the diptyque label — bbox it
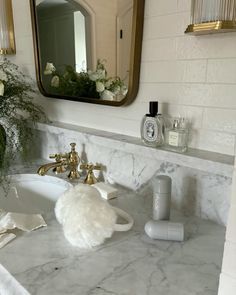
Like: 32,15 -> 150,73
143,118 -> 158,142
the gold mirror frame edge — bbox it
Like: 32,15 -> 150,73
29,0 -> 145,107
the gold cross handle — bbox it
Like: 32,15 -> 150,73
80,163 -> 102,185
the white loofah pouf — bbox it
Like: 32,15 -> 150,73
55,184 -> 117,249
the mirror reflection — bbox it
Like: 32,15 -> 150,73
35,0 -> 134,102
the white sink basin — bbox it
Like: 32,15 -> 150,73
0,174 -> 72,214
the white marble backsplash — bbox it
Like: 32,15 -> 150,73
33,122 -> 234,226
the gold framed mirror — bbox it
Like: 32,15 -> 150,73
30,0 -> 145,106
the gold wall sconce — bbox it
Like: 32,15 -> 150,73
185,0 -> 236,35
0,0 -> 15,55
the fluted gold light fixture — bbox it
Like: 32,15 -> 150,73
0,0 -> 15,54
185,0 -> 236,35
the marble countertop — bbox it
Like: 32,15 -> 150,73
0,177 -> 225,295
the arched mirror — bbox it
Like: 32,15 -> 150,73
30,0 -> 145,106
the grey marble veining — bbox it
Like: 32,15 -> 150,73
36,122 -> 234,176
32,122 -> 233,226
0,184 -> 225,295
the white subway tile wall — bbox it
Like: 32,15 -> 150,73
9,0 -> 236,155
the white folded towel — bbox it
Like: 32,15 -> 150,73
0,210 -> 47,249
0,264 -> 30,295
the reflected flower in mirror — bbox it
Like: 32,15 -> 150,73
44,63 -> 56,75
44,60 -> 128,101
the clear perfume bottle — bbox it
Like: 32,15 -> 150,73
141,101 -> 164,147
164,117 -> 188,153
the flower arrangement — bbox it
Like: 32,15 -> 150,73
0,59 -> 47,182
44,60 -> 128,100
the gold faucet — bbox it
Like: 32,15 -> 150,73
80,163 -> 101,185
67,143 -> 80,180
37,143 -> 80,180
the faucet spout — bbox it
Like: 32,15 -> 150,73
37,143 -> 80,179
37,161 -> 67,176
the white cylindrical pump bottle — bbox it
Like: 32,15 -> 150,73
152,175 -> 172,220
145,220 -> 184,242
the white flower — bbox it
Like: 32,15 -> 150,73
105,79 -> 112,88
88,71 -> 98,81
113,85 -> 121,95
51,75 -> 60,88
97,69 -> 106,80
96,81 -> 105,93
0,80 -> 4,96
88,69 -> 106,81
44,62 -> 56,75
121,85 -> 128,96
0,69 -> 7,82
101,90 -> 115,100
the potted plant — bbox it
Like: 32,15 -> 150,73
0,59 -> 47,183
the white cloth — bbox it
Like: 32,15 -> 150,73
0,233 -> 16,249
0,264 -> 31,295
0,210 -> 47,249
0,211 -> 47,232
92,182 -> 117,200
